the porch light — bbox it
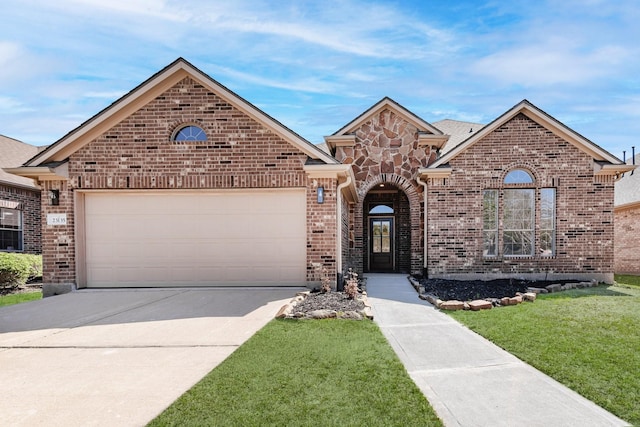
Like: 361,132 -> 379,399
317,186 -> 324,204
49,190 -> 60,206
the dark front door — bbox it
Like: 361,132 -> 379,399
369,217 -> 394,271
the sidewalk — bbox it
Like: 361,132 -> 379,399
365,273 -> 630,427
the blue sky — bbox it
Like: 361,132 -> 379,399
1,0 -> 639,160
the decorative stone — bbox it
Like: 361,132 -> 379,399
338,311 -> 363,320
523,292 -> 537,302
463,302 -> 470,310
424,294 -> 439,306
546,284 -> 562,293
509,295 -> 523,305
469,300 -> 492,311
440,300 -> 464,311
276,304 -> 293,319
307,309 -> 337,319
527,287 -> 548,294
361,307 -> 374,320
501,297 -> 512,306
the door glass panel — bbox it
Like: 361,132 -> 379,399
372,219 -> 391,253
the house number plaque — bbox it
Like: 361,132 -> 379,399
47,213 -> 67,226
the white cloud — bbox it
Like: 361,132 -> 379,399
0,96 -> 34,114
471,42 -> 630,87
84,91 -> 128,99
206,64 -> 340,94
60,0 -> 189,22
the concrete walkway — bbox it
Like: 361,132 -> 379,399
365,273 -> 630,427
0,287 -> 297,427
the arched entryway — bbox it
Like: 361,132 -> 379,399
363,184 -> 411,273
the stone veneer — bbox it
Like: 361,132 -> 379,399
334,109 -> 438,275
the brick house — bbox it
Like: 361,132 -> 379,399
7,59 -> 633,294
614,155 -> 640,274
0,135 -> 41,254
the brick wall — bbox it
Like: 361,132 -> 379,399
427,113 -> 615,282
40,76 -> 337,285
40,180 -> 74,283
614,205 -> 640,274
307,178 -> 338,285
0,184 -> 41,253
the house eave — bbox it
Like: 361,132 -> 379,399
614,200 -> 640,211
418,133 -> 449,149
418,166 -> 453,179
3,166 -> 68,181
303,164 -> 357,202
594,163 -> 636,181
324,135 -> 356,154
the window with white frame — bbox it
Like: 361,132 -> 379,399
173,125 -> 207,141
0,208 -> 22,251
482,168 -> 556,257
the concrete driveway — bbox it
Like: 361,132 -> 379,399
0,287 -> 297,426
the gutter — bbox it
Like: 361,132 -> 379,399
416,175 -> 428,276
336,172 -> 353,278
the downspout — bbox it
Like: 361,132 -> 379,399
416,175 -> 428,277
336,172 -> 352,288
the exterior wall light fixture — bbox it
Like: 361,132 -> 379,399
49,190 -> 60,206
317,186 -> 324,204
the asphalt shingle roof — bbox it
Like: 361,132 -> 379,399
0,135 -> 40,189
432,119 -> 485,154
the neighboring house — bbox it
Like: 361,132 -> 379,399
0,135 -> 41,253
6,58 -> 633,295
614,154 -> 640,274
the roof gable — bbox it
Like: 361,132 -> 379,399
332,97 -> 444,137
0,135 -> 40,189
430,100 -> 625,168
26,58 -> 337,167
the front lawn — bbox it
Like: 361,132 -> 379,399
149,319 -> 442,426
448,275 -> 640,426
0,290 -> 42,307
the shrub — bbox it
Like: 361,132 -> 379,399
0,253 -> 42,289
344,268 -> 359,299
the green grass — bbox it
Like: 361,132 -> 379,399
615,274 -> 640,289
448,276 -> 640,426
0,290 -> 42,307
149,319 -> 442,426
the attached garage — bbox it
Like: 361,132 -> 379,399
78,189 -> 307,287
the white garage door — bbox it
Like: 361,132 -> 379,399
82,190 -> 306,287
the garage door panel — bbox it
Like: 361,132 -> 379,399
83,191 -> 306,287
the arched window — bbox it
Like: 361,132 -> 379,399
504,168 -> 534,184
483,167 -> 556,257
369,204 -> 394,214
173,125 -> 207,141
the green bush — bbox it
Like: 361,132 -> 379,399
0,253 -> 42,289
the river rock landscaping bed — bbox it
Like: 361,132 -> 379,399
409,276 -> 600,311
276,290 -> 372,320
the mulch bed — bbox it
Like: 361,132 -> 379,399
419,278 -> 577,301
